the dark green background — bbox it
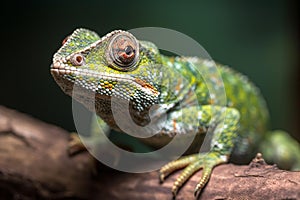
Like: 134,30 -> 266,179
1,1 -> 299,140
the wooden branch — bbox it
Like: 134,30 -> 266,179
0,105 -> 299,200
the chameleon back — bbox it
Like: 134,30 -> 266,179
159,56 -> 269,162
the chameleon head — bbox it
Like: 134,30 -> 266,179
51,28 -> 164,112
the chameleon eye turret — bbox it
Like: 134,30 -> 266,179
70,53 -> 85,66
106,32 -> 140,71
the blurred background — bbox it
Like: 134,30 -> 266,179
1,0 -> 299,141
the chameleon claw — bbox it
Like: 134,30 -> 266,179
172,187 -> 178,199
194,185 -> 202,197
159,172 -> 165,183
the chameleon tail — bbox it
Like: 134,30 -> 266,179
259,130 -> 300,170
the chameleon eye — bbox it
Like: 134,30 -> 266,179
70,53 -> 85,66
107,32 -> 140,71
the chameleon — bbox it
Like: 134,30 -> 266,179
51,28 -> 300,197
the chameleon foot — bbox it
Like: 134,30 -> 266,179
159,154 -> 198,182
159,152 -> 227,198
67,133 -> 87,156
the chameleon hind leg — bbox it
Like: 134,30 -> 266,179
159,105 -> 240,197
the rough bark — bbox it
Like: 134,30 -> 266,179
0,105 -> 299,200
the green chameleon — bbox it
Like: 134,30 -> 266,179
51,28 -> 300,197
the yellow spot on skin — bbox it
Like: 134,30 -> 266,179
208,99 -> 215,104
89,64 -> 95,70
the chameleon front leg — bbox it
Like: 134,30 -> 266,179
67,115 -> 111,156
159,105 -> 240,197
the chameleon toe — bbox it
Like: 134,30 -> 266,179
159,154 -> 197,182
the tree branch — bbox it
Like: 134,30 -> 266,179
0,105 -> 299,200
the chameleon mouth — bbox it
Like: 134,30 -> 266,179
50,64 -> 159,96
51,64 -> 77,76
51,63 -> 139,84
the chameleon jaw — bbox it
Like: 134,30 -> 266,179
50,63 -> 159,97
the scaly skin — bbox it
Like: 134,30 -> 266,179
51,28 -> 300,197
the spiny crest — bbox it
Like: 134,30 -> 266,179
53,28 -> 127,67
56,28 -> 100,57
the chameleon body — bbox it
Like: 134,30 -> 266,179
51,28 -> 300,197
